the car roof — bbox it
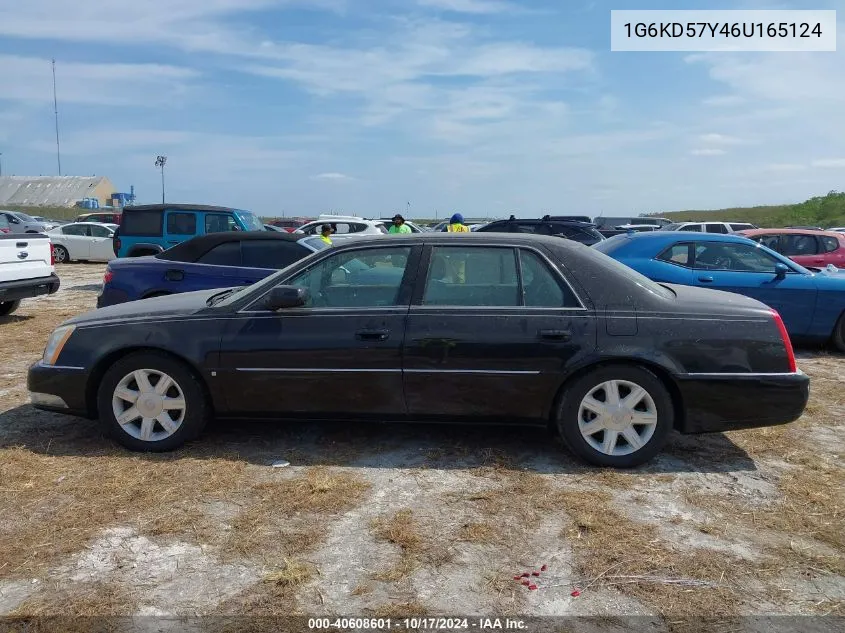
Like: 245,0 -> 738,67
122,204 -> 241,213
613,231 -> 755,244
156,230 -> 304,262
323,231 -> 587,251
737,228 -> 844,238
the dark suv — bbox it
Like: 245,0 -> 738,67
475,215 -> 606,245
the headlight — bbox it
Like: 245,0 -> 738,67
42,325 -> 76,366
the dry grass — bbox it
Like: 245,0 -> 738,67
11,582 -> 136,616
264,558 -> 313,588
369,509 -> 453,582
0,449 -> 250,580
457,522 -> 496,543
226,467 -> 370,562
449,471 -> 740,621
368,600 -> 429,618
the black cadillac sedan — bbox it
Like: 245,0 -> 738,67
29,233 -> 809,468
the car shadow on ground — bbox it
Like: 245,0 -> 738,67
0,315 -> 33,324
0,404 -> 756,475
64,283 -> 102,293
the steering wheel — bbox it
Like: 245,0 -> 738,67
714,255 -> 732,269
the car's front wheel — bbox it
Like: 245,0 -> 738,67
556,365 -> 673,468
96,351 -> 209,451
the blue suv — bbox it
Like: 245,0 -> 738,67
113,204 -> 264,258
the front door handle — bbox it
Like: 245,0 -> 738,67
698,276 -> 714,283
356,329 -> 389,341
539,329 -> 572,341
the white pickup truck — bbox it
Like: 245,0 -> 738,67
0,233 -> 60,315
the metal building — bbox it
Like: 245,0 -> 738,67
0,176 -> 116,208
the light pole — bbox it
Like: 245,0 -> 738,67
155,155 -> 167,204
0,152 -> 3,177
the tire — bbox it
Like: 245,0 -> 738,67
52,244 -> 70,264
96,351 -> 210,452
556,365 -> 674,468
0,300 -> 21,316
832,312 -> 845,353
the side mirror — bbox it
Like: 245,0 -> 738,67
774,263 -> 789,279
263,285 -> 309,311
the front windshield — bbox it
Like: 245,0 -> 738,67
15,212 -> 36,222
235,210 -> 264,232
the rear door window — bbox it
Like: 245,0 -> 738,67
197,241 -> 242,266
518,249 -> 580,307
167,212 -> 198,236
656,243 -> 694,267
782,234 -> 819,256
90,225 -> 112,238
681,224 -> 702,232
117,210 -> 162,236
241,240 -> 306,269
730,223 -> 755,231
205,214 -> 239,234
62,224 -> 86,236
706,223 -> 728,234
821,236 -> 840,253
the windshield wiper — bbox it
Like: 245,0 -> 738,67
206,288 -> 238,306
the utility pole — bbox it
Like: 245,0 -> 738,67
0,152 -> 3,177
155,155 -> 167,204
52,59 -> 62,176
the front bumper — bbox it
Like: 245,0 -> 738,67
0,273 -> 60,303
676,370 -> 810,434
27,360 -> 91,418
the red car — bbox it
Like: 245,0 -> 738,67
269,218 -> 308,233
737,228 -> 845,269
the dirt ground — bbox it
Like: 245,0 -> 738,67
0,263 -> 843,629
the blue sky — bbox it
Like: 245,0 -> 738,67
0,0 -> 843,218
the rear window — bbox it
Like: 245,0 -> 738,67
120,210 -> 163,236
591,233 -> 630,254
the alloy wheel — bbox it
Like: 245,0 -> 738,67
111,369 -> 187,442
577,379 -> 658,456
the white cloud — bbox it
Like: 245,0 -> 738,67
762,163 -> 807,172
703,95 -> 746,107
416,0 -> 516,13
312,172 -> 354,181
698,133 -> 744,145
690,148 -> 726,156
812,158 -> 845,168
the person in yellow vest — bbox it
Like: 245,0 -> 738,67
447,213 -> 470,232
320,224 -> 333,245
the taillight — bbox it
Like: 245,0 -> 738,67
49,242 -> 55,266
771,309 -> 796,373
114,237 -> 121,253
103,269 -> 114,285
0,228 -> 9,234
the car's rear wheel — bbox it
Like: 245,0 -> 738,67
0,300 -> 21,316
97,351 -> 209,451
832,312 -> 845,353
556,365 -> 673,468
52,244 -> 69,264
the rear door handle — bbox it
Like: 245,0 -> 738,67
539,329 -> 572,341
356,329 -> 389,341
698,276 -> 714,283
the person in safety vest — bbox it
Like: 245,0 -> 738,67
389,214 -> 412,234
320,224 -> 333,245
447,213 -> 470,232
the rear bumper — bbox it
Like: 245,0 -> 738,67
27,360 -> 91,418
0,273 -> 60,303
676,370 -> 809,434
97,285 -> 130,308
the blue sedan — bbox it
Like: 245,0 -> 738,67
593,231 -> 845,351
97,232 -> 328,308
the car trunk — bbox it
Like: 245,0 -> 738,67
0,235 -> 52,283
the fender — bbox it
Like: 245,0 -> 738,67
127,243 -> 165,257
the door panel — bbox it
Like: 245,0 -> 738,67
692,241 -> 816,335
218,244 -> 420,417
403,245 -> 595,422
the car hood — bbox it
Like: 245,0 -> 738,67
66,287 -> 227,326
